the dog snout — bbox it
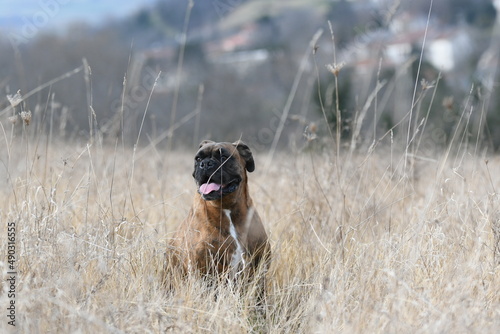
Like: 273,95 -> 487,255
199,158 -> 215,170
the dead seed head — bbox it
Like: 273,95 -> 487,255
8,115 -> 18,125
7,90 -> 23,108
421,79 -> 435,90
304,123 -> 318,142
309,122 -> 318,134
21,110 -> 32,126
326,62 -> 345,76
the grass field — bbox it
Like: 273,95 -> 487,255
0,121 -> 499,333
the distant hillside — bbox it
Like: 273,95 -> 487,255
1,0 -> 499,149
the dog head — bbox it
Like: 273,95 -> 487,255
193,140 -> 255,201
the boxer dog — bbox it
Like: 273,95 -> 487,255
168,140 -> 270,287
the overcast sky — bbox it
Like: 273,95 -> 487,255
0,0 -> 155,30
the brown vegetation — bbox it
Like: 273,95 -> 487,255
0,128 -> 499,332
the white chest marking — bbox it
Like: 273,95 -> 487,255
224,209 -> 245,277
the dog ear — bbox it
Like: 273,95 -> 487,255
198,140 -> 215,148
233,140 -> 255,172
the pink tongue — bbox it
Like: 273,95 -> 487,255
199,182 -> 221,195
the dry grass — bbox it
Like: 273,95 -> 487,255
0,130 -> 499,333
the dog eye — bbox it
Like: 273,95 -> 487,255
195,157 -> 202,163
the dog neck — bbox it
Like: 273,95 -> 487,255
200,196 -> 246,223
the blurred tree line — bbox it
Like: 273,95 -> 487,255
0,0 -> 499,152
